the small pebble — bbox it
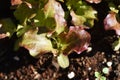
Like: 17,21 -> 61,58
87,47 -> 92,52
67,71 -> 75,79
86,78 -> 89,80
107,61 -> 112,67
102,58 -> 107,64
88,67 -> 92,71
34,73 -> 40,79
112,55 -> 116,58
0,24 -> 2,28
13,56 -> 20,61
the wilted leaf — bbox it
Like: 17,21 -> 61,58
57,53 -> 69,68
85,0 -> 102,4
104,12 -> 120,35
20,28 -> 55,58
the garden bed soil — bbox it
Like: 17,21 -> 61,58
0,0 -> 120,80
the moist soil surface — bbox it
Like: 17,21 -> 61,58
0,1 -> 120,80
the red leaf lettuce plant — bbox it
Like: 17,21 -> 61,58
103,0 -> 120,51
0,0 -> 98,68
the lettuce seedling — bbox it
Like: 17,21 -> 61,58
104,12 -> 120,36
104,2 -> 120,36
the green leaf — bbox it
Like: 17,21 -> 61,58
112,38 -> 120,51
100,76 -> 106,80
34,10 -> 56,29
25,0 -> 48,9
16,24 -> 32,37
70,10 -> 86,26
66,0 -> 97,27
14,3 -> 34,24
84,10 -> 97,19
109,3 -> 119,13
1,18 -> 16,37
66,0 -> 80,10
95,71 -> 101,78
84,19 -> 95,27
25,0 -> 39,4
57,53 -> 69,68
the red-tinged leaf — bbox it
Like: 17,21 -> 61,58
0,33 -> 8,39
54,14 -> 67,34
11,0 -> 22,5
59,26 -> 91,54
44,0 -> 64,18
104,12 -> 120,35
86,0 -> 101,4
20,28 -> 56,58
44,0 -> 66,34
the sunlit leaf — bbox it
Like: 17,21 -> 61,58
67,0 -> 97,27
70,10 -> 86,26
84,10 -> 97,19
109,3 -> 119,13
104,12 -> 120,35
44,0 -> 64,18
20,28 -> 55,58
16,25 -> 32,37
54,14 -> 67,34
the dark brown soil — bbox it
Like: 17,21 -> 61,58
0,0 -> 120,80
0,34 -> 120,80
